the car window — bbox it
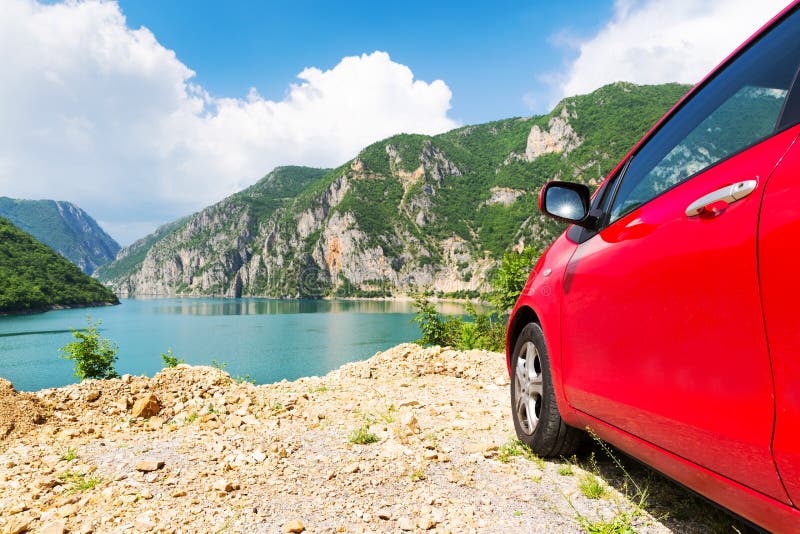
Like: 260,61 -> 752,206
609,7 -> 800,224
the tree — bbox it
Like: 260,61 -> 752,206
59,316 -> 119,380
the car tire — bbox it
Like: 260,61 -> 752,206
511,322 -> 582,457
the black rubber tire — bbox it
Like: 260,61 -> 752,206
510,322 -> 583,457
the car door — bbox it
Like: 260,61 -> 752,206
759,137 -> 800,506
560,7 -> 800,502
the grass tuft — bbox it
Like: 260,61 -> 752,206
349,423 -> 379,445
578,472 -> 607,499
58,470 -> 102,492
61,445 -> 78,461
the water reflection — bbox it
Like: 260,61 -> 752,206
139,297 -> 468,317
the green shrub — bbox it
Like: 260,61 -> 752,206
412,294 -> 463,347
489,246 -> 539,313
160,348 -> 184,368
59,316 -> 119,380
349,423 -> 379,445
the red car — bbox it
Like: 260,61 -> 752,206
506,2 -> 800,531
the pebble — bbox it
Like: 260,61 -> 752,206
283,519 -> 305,533
39,520 -> 67,534
134,514 -> 156,531
398,516 -> 415,531
134,459 -> 164,472
4,512 -> 33,534
213,478 -> 234,493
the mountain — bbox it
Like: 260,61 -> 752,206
97,83 -> 690,299
0,198 -> 120,274
0,217 -> 119,314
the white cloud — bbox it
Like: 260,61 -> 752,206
555,0 -> 789,100
0,0 -> 458,245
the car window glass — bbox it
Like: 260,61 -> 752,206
609,8 -> 800,224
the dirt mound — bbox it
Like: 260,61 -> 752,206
0,378 -> 47,440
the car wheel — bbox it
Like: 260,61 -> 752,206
511,322 -> 582,457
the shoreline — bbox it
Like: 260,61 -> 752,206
110,294 -> 487,305
0,300 -> 119,318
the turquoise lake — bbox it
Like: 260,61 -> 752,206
0,298 -> 466,392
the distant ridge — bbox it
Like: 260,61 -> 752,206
0,197 -> 120,274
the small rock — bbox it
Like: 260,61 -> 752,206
399,412 -> 419,433
39,520 -> 67,534
463,442 -> 485,454
423,450 -> 438,461
134,459 -> 164,472
131,393 -> 161,418
417,516 -> 437,530
4,512 -> 33,534
343,462 -> 360,474
252,450 -> 267,463
147,417 -> 165,430
171,489 -> 187,497
213,478 -> 234,493
283,519 -> 305,533
398,516 -> 415,531
134,514 -> 156,532
377,508 -> 392,520
84,389 -> 101,402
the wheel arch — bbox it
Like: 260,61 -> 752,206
506,305 -> 540,373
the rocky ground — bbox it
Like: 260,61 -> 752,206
1,344 -> 751,534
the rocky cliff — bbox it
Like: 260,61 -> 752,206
97,83 -> 690,298
0,197 -> 120,274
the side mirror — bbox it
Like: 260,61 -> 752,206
539,181 -> 593,227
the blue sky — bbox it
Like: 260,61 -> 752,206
3,0 -> 788,244
116,1 -> 615,123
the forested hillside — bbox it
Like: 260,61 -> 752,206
0,217 -> 119,313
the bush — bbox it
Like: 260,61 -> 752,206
489,246 -> 539,313
412,294 -> 463,347
59,316 -> 119,380
412,247 -> 538,352
161,348 -> 184,368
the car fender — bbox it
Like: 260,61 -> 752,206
506,233 -> 581,427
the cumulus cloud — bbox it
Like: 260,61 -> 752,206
0,0 -> 458,245
554,0 -> 789,100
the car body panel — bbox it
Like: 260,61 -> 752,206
759,140 -> 800,505
560,125 -> 798,503
506,234 -> 579,418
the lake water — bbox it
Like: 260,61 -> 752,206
0,298 -> 465,392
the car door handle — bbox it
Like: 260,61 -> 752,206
685,180 -> 758,217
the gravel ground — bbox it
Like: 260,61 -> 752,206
0,344 -> 754,533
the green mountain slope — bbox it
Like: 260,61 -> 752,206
0,198 -> 120,274
98,83 -> 690,298
0,217 -> 119,314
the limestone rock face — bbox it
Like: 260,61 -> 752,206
524,107 -> 582,162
